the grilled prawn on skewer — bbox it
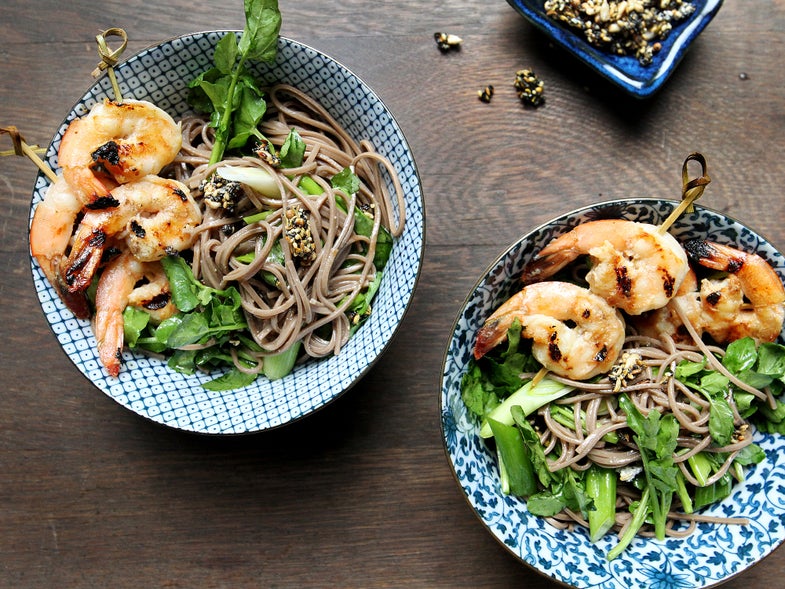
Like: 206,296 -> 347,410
58,98 -> 182,207
473,281 -> 626,380
58,175 -> 202,294
636,240 -> 785,344
520,220 -> 690,315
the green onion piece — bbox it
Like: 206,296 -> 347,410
243,209 -> 274,225
487,417 -> 537,497
263,341 -> 302,380
688,452 -> 713,487
479,377 -> 574,438
586,465 -> 617,543
298,175 -> 324,195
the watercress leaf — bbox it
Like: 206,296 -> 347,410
757,342 -> 785,378
166,312 -> 212,348
699,371 -> 730,395
168,349 -> 199,375
526,490 -> 567,517
279,128 -> 306,168
214,31 -> 239,75
656,414 -> 680,458
239,0 -> 282,63
161,256 -> 201,312
460,362 -> 501,418
708,395 -> 735,446
757,398 -> 785,424
735,443 -> 766,466
561,468 -> 592,514
734,391 -> 758,418
675,359 -> 706,380
187,67 -> 223,113
203,367 -> 259,391
736,369 -> 774,390
227,84 -> 267,149
123,306 -> 150,348
331,167 -> 361,195
197,76 -> 232,120
723,337 -> 759,374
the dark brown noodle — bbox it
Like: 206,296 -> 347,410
169,83 -> 406,371
528,320 -> 757,537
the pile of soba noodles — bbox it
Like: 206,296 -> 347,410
160,83 -> 406,375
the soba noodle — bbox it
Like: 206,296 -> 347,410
519,314 -> 758,536
168,83 -> 406,371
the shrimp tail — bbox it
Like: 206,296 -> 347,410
96,320 -> 123,378
520,250 -> 575,285
51,256 -> 92,319
520,231 -> 582,285
474,317 -> 508,359
60,227 -> 107,293
683,240 -> 739,272
473,289 -> 527,359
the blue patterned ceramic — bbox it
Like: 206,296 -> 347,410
441,199 -> 785,588
29,33 -> 424,434
505,0 -> 724,97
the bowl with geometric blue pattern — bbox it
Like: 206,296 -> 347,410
28,32 -> 424,434
505,0 -> 724,97
441,199 -> 785,587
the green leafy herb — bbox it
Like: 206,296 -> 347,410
618,394 -> 679,540
279,128 -> 306,168
187,0 -> 282,164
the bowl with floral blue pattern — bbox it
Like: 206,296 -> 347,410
28,32 -> 424,434
505,0 -> 724,97
440,199 -> 785,587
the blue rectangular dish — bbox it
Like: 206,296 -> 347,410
506,0 -> 724,97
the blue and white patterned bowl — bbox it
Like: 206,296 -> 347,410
29,32 -> 424,434
506,0 -> 724,97
441,199 -> 785,588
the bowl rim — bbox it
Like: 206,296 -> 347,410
28,31 -> 426,435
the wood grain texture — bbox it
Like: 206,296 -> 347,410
1,0 -> 784,587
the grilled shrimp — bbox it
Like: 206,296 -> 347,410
28,175 -> 91,318
474,281 -> 626,380
94,252 -> 177,377
520,220 -> 690,315
60,175 -> 202,294
635,241 -> 785,344
58,99 -> 181,206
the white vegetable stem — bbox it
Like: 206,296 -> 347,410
479,377 -> 574,438
217,165 -> 279,198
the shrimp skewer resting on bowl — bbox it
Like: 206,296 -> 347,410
29,97 -> 197,377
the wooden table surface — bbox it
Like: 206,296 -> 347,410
2,0 -> 784,587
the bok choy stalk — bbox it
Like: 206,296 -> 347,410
487,417 -> 537,497
586,465 -> 616,542
479,377 -> 574,438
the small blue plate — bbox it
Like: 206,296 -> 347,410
506,0 -> 724,97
